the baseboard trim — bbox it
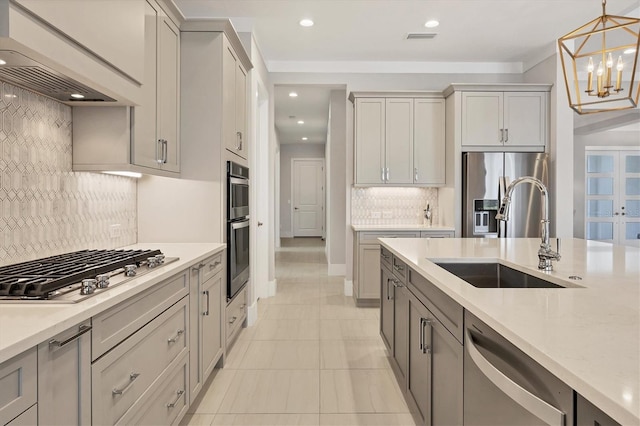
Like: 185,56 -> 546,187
247,300 -> 258,326
328,263 -> 346,276
344,279 -> 353,297
280,231 -> 293,238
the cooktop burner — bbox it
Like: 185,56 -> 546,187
0,249 -> 177,302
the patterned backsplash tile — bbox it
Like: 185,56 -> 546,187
351,186 -> 439,225
0,81 -> 137,266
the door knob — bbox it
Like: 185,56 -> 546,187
294,207 -> 299,210
258,222 -> 264,226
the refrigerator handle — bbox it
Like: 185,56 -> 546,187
498,176 -> 507,238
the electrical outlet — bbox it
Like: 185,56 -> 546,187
109,224 -> 121,239
382,211 -> 393,219
371,211 -> 382,219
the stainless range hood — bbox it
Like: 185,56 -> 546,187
0,50 -> 116,102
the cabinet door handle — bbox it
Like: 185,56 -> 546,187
163,139 -> 168,163
49,324 -> 92,349
236,131 -> 243,150
229,316 -> 238,324
392,279 -> 404,288
166,389 -> 185,409
156,139 -> 164,164
504,128 -> 509,143
386,168 -> 390,182
381,167 -> 385,183
167,329 -> 184,344
421,318 -> 432,354
191,262 -> 205,273
499,129 -> 504,143
203,290 -> 210,316
112,372 -> 141,396
414,167 -> 418,182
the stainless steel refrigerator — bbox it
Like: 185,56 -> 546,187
462,152 -> 549,238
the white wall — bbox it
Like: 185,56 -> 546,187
279,143 -> 326,237
573,131 -> 640,238
326,89 -> 347,275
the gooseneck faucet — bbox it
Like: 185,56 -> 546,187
495,176 -> 560,271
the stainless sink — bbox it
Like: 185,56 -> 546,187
435,262 -> 565,288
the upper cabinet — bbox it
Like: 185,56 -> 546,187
72,0 -> 181,177
445,84 -> 551,152
351,92 -> 445,186
223,39 -> 248,159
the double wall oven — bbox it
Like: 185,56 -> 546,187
227,161 -> 249,301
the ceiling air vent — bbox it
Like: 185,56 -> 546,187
406,33 -> 438,40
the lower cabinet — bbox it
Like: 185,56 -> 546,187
5,405 -> 37,426
0,348 -> 36,426
37,321 -> 92,425
226,286 -> 247,349
392,284 -> 409,388
379,263 -> 395,352
406,290 -> 463,426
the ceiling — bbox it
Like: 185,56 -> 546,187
174,0 -> 640,144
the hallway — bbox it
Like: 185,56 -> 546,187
182,237 -> 414,425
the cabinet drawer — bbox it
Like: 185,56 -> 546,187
92,298 -> 188,426
0,348 -> 37,426
391,256 -> 408,283
380,246 -> 393,270
200,251 -> 224,283
408,269 -> 463,343
92,270 -> 188,360
5,404 -> 37,426
118,353 -> 189,426
226,287 -> 247,345
420,231 -> 454,238
359,231 -> 420,242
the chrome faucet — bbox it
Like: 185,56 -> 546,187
495,176 -> 561,271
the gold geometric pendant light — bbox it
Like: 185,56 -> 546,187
558,0 -> 640,114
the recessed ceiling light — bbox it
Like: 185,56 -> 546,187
624,48 -> 637,55
425,20 -> 439,28
302,137 -> 308,141
0,59 -> 6,65
299,19 -> 314,27
289,92 -> 298,97
70,93 -> 85,99
297,120 -> 304,124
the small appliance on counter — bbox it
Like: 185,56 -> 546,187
226,161 -> 250,301
462,152 -> 549,238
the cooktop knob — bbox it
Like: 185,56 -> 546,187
96,274 -> 110,289
80,279 -> 97,295
147,257 -> 158,268
124,264 -> 137,277
155,254 -> 165,264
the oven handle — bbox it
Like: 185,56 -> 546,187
231,220 -> 250,230
465,328 -> 565,426
229,177 -> 249,186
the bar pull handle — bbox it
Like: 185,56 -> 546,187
203,290 -> 210,316
421,318 -> 432,354
465,328 -> 565,426
393,264 -> 404,272
386,168 -> 390,182
414,167 -> 418,182
166,390 -> 185,409
49,324 -> 92,349
210,260 -> 221,269
381,167 -> 385,183
156,139 -> 163,164
505,128 -> 509,143
229,316 -> 238,324
167,329 -> 184,344
500,129 -> 504,143
112,373 -> 141,396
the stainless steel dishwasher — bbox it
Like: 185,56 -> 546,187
464,311 -> 574,426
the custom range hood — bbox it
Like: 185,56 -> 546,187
0,0 -> 143,105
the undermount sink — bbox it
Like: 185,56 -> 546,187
435,262 -> 566,289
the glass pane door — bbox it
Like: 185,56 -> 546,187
620,152 -> 640,247
585,152 -> 617,243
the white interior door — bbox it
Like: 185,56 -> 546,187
620,151 -> 640,247
292,159 -> 324,237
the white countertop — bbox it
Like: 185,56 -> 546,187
378,237 -> 639,425
0,243 -> 225,364
352,224 -> 455,232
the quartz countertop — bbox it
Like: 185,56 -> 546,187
0,243 -> 225,364
352,224 -> 455,232
378,237 -> 639,425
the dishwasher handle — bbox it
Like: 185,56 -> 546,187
465,328 -> 565,426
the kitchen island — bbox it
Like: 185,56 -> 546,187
379,237 -> 639,425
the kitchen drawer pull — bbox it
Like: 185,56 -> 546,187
381,253 -> 390,260
203,290 -> 210,316
465,328 -> 565,426
229,316 -> 237,325
191,262 -> 205,273
49,324 -> 92,349
210,260 -> 221,269
166,389 -> 185,409
167,329 -> 184,344
393,264 -> 404,272
392,280 -> 404,288
112,372 -> 140,396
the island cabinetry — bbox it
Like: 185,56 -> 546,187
189,252 -> 225,402
37,320 -> 92,425
350,92 -> 445,186
406,287 -> 463,426
354,232 -> 419,306
0,348 -> 36,426
420,230 -> 454,238
4,405 -> 36,426
72,0 -> 181,177
576,393 -> 621,426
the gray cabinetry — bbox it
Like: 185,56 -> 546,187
37,321 -> 91,425
5,405 -> 37,426
392,281 -> 409,388
189,252 -> 225,402
0,348 -> 36,426
379,262 -> 394,352
577,393 -> 621,426
226,286 -> 248,349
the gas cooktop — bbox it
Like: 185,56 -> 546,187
0,249 -> 178,303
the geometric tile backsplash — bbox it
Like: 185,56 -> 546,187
351,186 -> 439,225
0,81 -> 137,266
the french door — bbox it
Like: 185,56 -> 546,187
585,149 -> 640,247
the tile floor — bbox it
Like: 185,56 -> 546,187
181,238 -> 416,426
